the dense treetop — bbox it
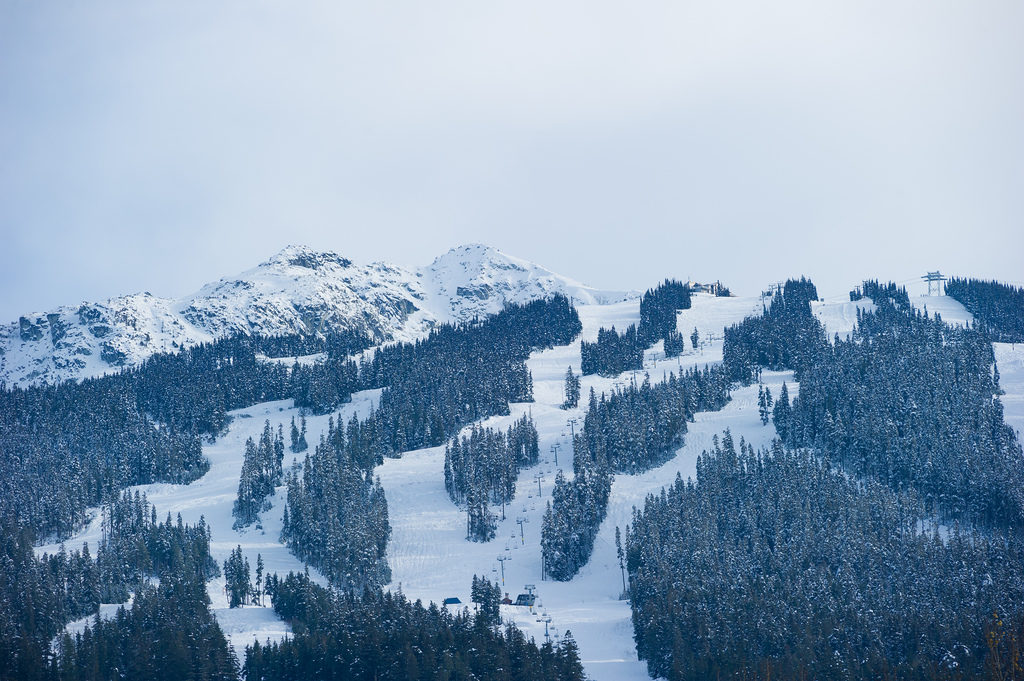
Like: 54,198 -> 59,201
946,277 -> 1024,342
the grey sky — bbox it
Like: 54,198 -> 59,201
2,0 -> 1022,321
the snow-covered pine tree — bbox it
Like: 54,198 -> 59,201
562,366 -> 581,409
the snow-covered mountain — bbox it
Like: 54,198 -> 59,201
421,243 -> 630,322
0,244 -> 634,386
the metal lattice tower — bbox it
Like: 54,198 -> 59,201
922,271 -> 947,296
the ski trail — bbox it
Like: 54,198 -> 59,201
378,294 -> 780,680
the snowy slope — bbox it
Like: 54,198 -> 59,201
995,342 -> 1024,444
813,291 -> 972,341
180,248 -> 433,344
31,276 -> 1022,678
378,293 -> 771,680
909,293 -> 974,326
1,244 -> 635,386
812,298 -> 877,340
37,291 -> 762,676
39,390 -> 382,657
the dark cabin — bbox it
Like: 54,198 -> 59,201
513,593 -> 536,607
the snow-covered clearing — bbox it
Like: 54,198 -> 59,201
257,352 -> 326,366
812,299 -> 876,340
995,341 -> 1024,443
813,292 -> 974,341
910,293 -> 974,326
59,595 -> 137,642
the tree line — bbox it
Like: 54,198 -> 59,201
95,491 -> 219,604
52,573 -> 238,681
722,276 -> 825,384
946,277 -> 1024,342
582,279 -> 705,376
224,545 -> 268,608
850,278 -> 911,309
580,325 -> 645,376
352,296 -> 578,456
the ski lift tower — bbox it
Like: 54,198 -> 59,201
922,271 -> 947,296
497,553 -> 510,585
538,613 -> 553,641
524,583 -> 536,613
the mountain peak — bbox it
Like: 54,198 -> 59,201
421,243 -> 635,322
262,245 -> 353,271
1,244 -> 634,386
431,243 -> 504,264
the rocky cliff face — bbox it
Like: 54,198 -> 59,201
0,244 -> 634,386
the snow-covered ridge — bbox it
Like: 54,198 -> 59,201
422,243 -> 633,322
0,244 -> 635,386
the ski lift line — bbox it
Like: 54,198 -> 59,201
816,274 -> 929,302
824,273 -> 1024,301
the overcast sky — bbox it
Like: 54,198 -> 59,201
2,0 -> 1022,321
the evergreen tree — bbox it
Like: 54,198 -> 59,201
558,631 -> 586,681
772,382 -> 791,441
562,366 -> 581,409
289,416 -> 300,452
757,384 -> 774,425
615,525 -> 627,597
663,330 -> 685,358
297,414 -> 308,452
471,575 -> 502,627
466,489 -> 497,542
254,554 -> 265,607
223,545 -> 252,608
